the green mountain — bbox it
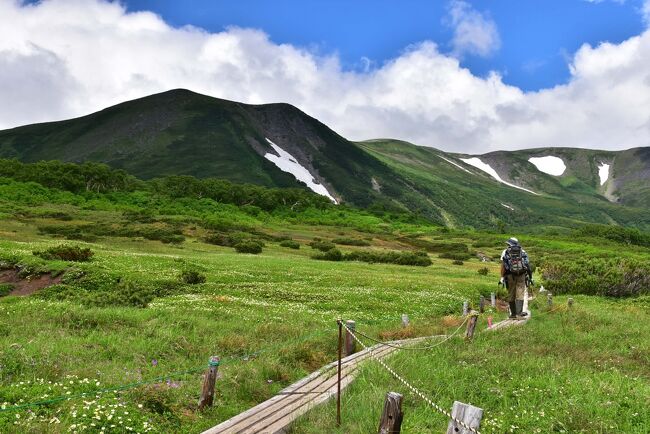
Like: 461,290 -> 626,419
1,89 -> 648,229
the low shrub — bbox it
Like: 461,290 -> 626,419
439,252 -> 472,261
314,249 -> 431,266
309,240 -> 336,252
452,260 -> 464,265
332,237 -> 371,246
234,240 -> 263,254
34,245 -> 94,262
279,240 -> 300,249
477,267 -> 489,276
205,231 -> 265,248
312,248 -> 343,261
542,258 -> 650,297
180,270 -> 206,284
38,225 -> 98,242
0,283 -> 13,296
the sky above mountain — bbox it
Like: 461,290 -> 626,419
1,0 -> 650,152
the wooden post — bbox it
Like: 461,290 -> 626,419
378,392 -> 403,434
446,401 -> 483,434
465,311 -> 479,340
490,292 -> 496,308
462,301 -> 469,316
401,314 -> 409,328
547,292 -> 553,308
479,296 -> 485,313
344,320 -> 356,357
567,298 -> 574,308
198,356 -> 220,410
337,319 -> 342,427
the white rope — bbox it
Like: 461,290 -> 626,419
342,323 -> 482,434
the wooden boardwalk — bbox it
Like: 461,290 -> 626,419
204,294 -> 532,434
201,336 -> 431,434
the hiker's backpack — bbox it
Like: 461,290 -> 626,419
506,245 -> 527,275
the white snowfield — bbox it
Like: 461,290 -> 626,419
437,154 -> 472,173
501,203 -> 514,210
263,138 -> 338,203
528,156 -> 566,176
598,163 -> 610,186
460,157 -> 538,195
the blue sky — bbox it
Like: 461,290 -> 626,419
125,0 -> 646,91
3,0 -> 650,151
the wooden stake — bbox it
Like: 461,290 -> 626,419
547,292 -> 553,308
378,392 -> 403,434
401,314 -> 409,328
465,311 -> 479,340
337,319 -> 342,427
479,296 -> 485,313
446,401 -> 483,434
490,292 -> 496,308
344,320 -> 356,357
198,356 -> 220,410
462,301 -> 469,316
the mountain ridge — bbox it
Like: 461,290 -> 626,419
1,89 -> 648,229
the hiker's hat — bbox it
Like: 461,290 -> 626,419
506,237 -> 519,246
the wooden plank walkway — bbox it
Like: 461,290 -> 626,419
204,293 -> 533,433
487,290 -> 531,331
202,336 -> 432,434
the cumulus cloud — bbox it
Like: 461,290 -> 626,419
444,0 -> 501,58
0,0 -> 649,153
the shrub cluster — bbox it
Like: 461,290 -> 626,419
439,252 -> 472,261
477,267 -> 489,276
575,224 -> 650,247
332,237 -> 371,246
542,258 -> 650,297
309,239 -> 336,252
234,240 -> 263,254
452,260 -> 464,265
313,249 -> 431,267
279,240 -> 300,249
180,269 -> 206,284
0,283 -> 13,297
33,245 -> 94,262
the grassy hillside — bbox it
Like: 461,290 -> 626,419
358,140 -> 650,231
1,90 -> 648,230
0,164 -> 648,432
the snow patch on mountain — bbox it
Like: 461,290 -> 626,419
437,155 -> 472,174
460,157 -> 538,195
598,163 -> 610,186
264,138 -> 338,203
528,156 -> 566,176
501,203 -> 514,210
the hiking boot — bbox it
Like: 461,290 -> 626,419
509,302 -> 517,319
515,300 -> 528,319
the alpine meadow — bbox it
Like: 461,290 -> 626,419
1,1 -> 650,434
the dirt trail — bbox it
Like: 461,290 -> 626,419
0,269 -> 63,296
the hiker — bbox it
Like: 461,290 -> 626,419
499,237 -> 533,319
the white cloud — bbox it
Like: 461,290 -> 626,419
444,0 -> 501,58
0,0 -> 649,154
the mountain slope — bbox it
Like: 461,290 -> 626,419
0,89 -> 648,230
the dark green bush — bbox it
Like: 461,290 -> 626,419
0,283 -> 14,296
312,248 -> 343,261
477,267 -> 489,276
575,224 -> 650,247
38,225 -> 98,242
279,240 -> 300,249
542,258 -> 650,297
452,260 -> 464,265
234,240 -> 263,254
180,270 -> 206,284
439,252 -> 472,261
34,245 -> 94,262
332,237 -> 371,246
309,240 -> 336,252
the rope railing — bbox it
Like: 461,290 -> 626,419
351,315 -> 470,351
342,321 -> 482,434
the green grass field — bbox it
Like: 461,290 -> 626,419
1,180 -> 649,433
